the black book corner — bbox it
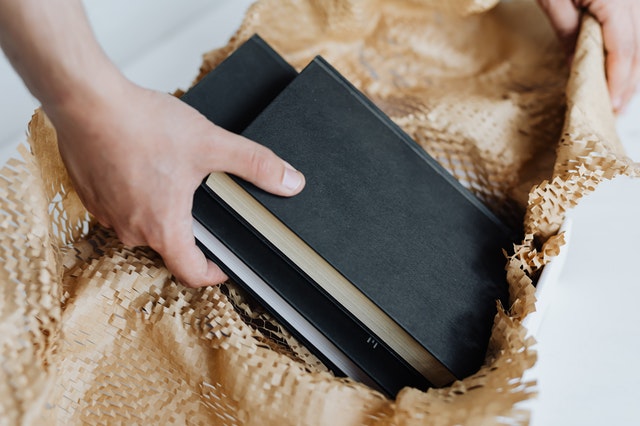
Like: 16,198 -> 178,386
186,35 -> 514,397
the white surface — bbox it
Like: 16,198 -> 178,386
524,175 -> 640,426
521,219 -> 572,338
1,2 -> 640,424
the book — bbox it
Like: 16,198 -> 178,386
187,35 -> 514,397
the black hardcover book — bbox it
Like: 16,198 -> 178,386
187,35 -> 513,396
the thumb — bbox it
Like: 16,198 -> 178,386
205,125 -> 305,197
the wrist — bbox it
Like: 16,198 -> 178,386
42,63 -> 132,132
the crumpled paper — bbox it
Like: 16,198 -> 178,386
1,0 -> 637,424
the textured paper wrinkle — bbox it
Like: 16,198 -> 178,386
2,0 -> 639,424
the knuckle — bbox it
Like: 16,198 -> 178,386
144,233 -> 163,253
115,218 -> 147,248
248,146 -> 277,180
148,224 -> 187,254
119,233 -> 144,248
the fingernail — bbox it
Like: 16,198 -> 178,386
613,96 -> 623,112
282,162 -> 303,192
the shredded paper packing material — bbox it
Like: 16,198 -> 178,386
1,0 -> 638,424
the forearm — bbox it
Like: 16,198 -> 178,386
0,0 -> 125,118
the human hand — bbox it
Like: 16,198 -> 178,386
47,77 -> 305,288
537,0 -> 640,113
0,0 -> 304,288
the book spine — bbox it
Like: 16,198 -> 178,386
193,185 -> 432,396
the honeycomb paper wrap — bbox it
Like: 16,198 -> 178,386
1,0 -> 637,424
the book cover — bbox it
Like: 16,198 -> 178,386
188,35 -> 513,396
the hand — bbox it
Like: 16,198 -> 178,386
48,76 -> 305,288
537,0 -> 640,113
0,0 -> 304,288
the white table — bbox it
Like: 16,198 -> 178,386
522,176 -> 640,425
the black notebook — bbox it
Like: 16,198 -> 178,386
187,35 -> 513,397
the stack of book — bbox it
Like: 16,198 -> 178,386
186,35 -> 514,397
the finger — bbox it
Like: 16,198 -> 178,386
97,218 -> 112,229
600,3 -> 640,112
608,51 -> 638,113
205,125 -> 305,197
90,210 -> 112,229
117,232 -> 146,248
537,0 -> 581,57
152,216 -> 228,287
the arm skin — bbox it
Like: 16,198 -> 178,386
0,0 -> 305,288
538,0 -> 640,113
